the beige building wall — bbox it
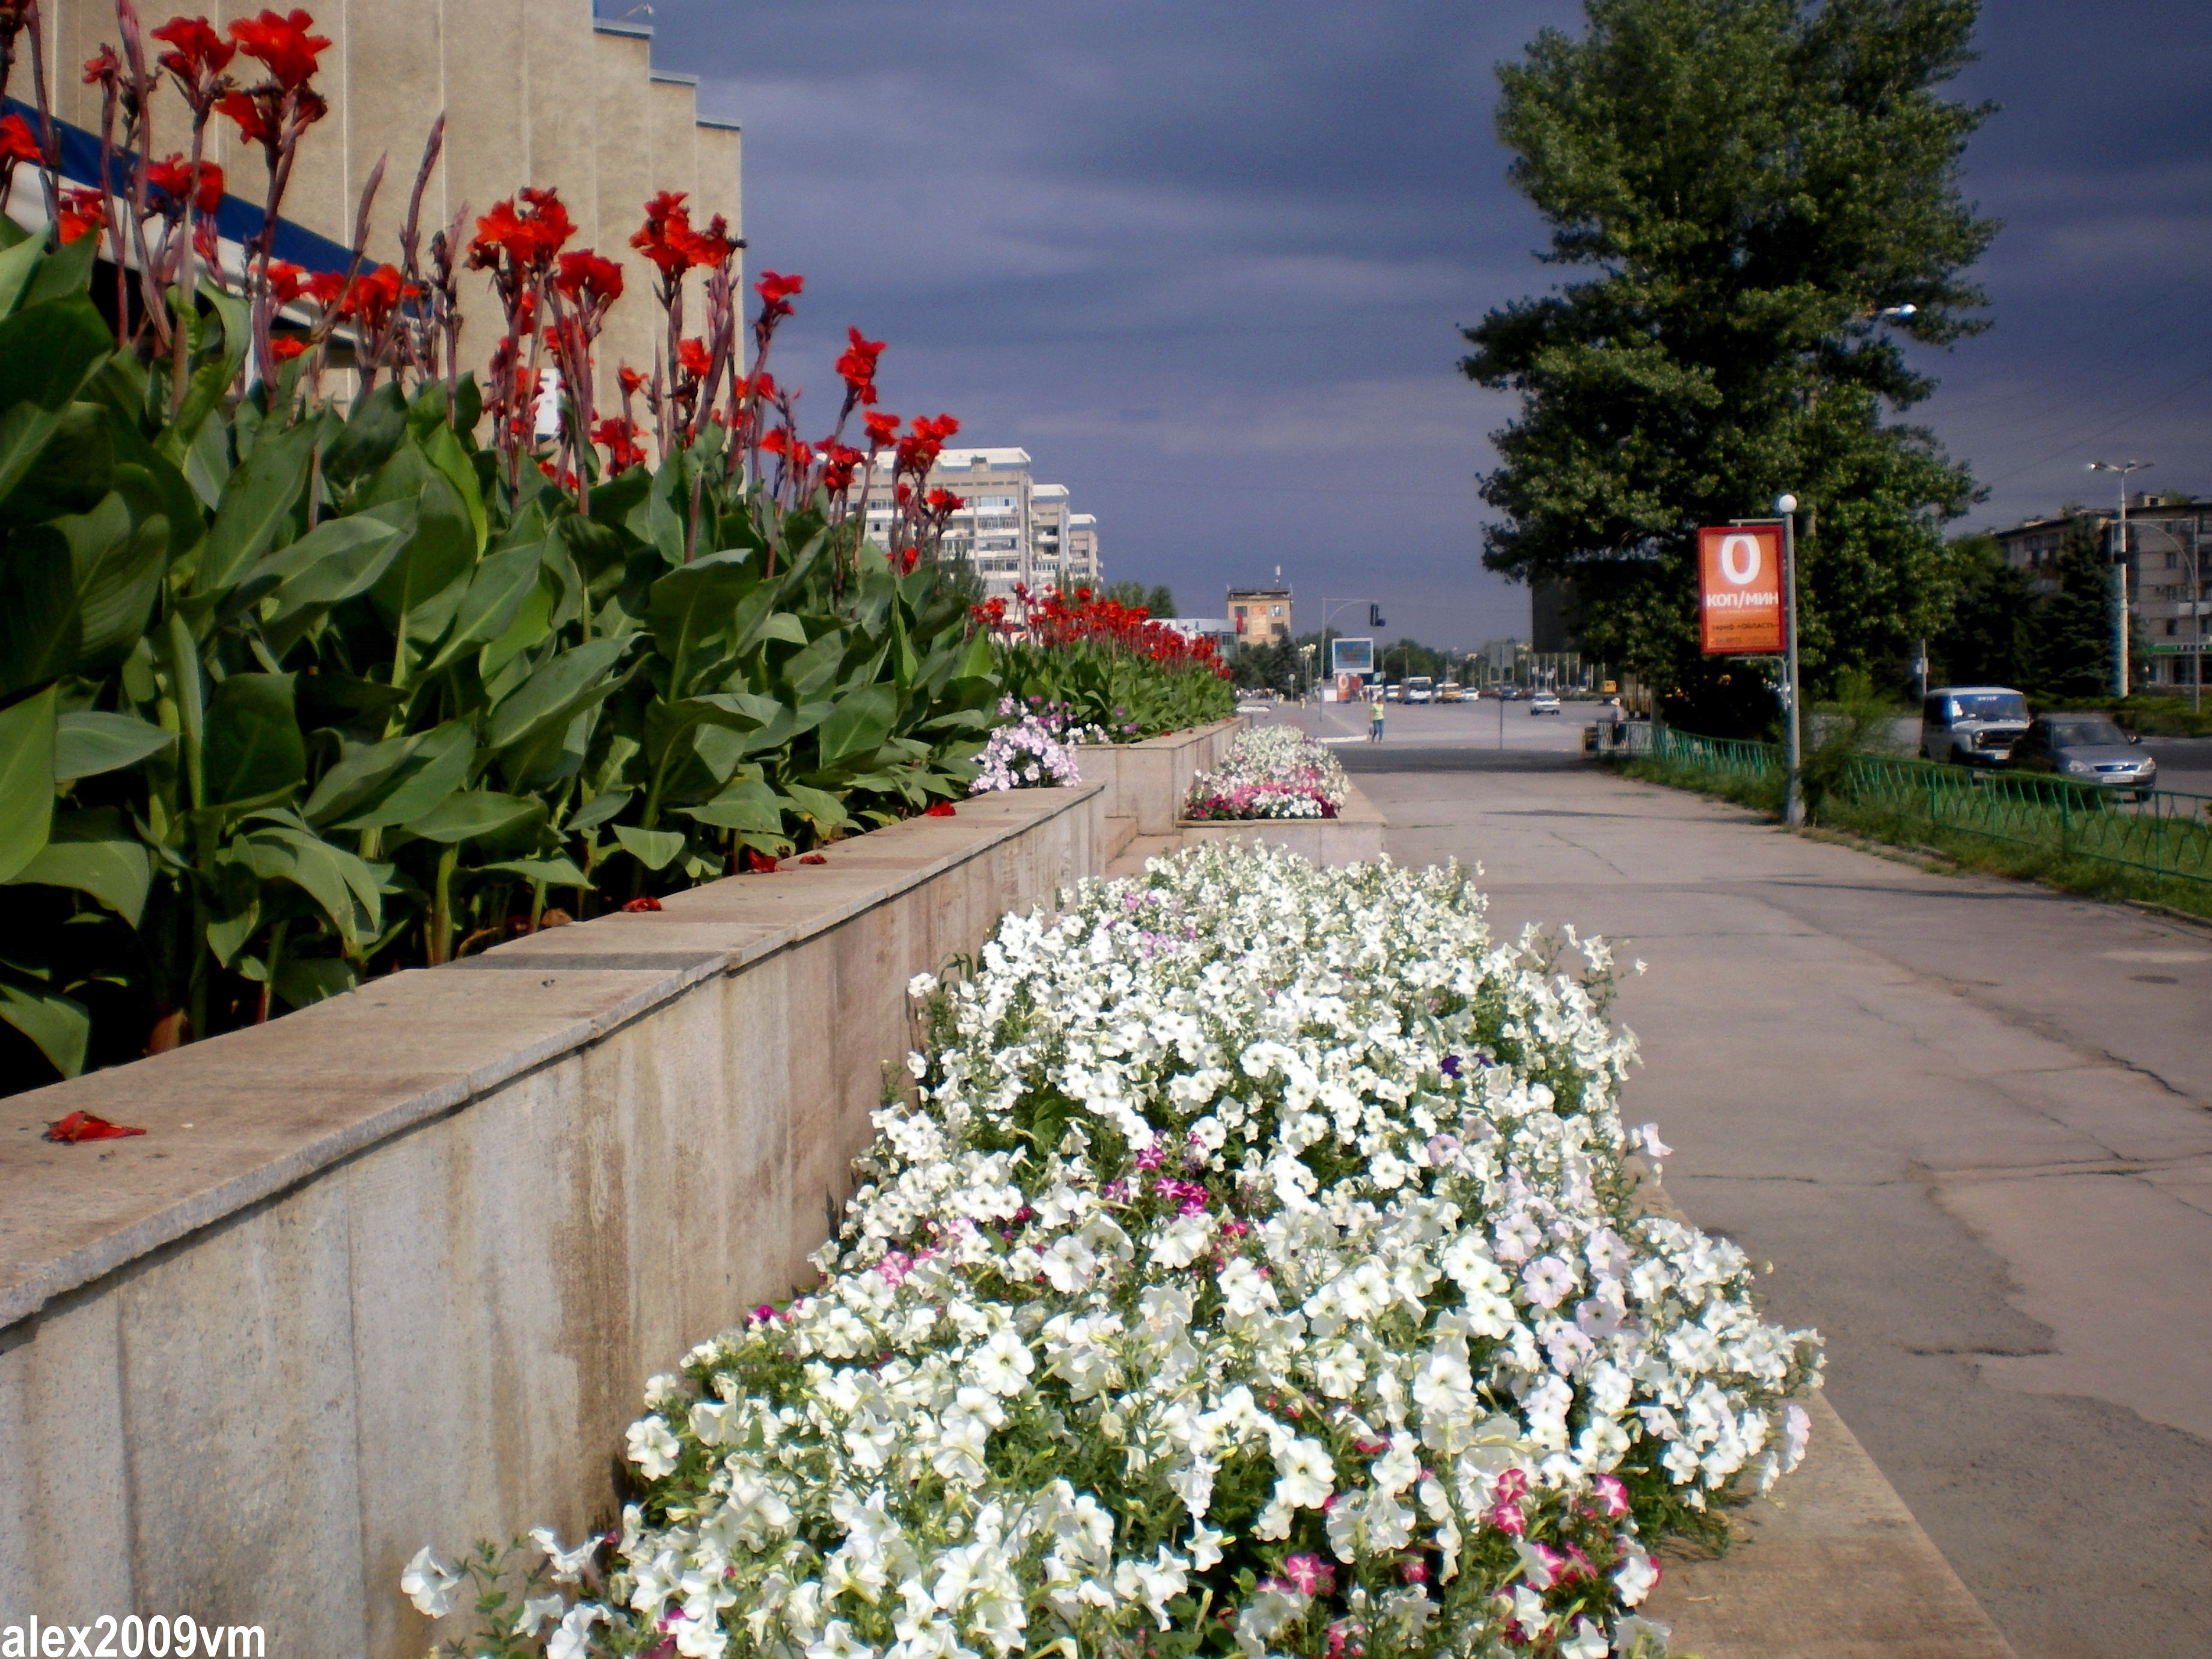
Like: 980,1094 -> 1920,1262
37,0 -> 739,414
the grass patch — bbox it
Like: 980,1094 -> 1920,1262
1612,752 -> 2212,924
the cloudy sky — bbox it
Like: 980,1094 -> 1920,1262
625,0 -> 2212,649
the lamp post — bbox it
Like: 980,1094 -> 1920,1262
2088,460 -> 2151,700
1777,493 -> 1804,826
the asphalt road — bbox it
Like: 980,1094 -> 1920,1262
1282,699 -> 2212,1657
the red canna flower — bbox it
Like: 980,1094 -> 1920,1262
676,337 -> 712,379
686,213 -> 736,270
820,442 -> 864,495
270,335 -> 308,361
836,326 -> 885,406
753,268 -> 803,323
554,249 -> 623,308
631,190 -> 696,281
265,260 -> 308,305
227,8 -> 329,91
83,45 -> 123,87
147,154 -> 226,215
0,112 -> 40,165
925,487 -> 965,515
216,88 -> 276,145
346,263 -> 408,332
618,364 -> 646,397
471,190 -> 572,277
151,16 -> 237,82
591,417 -> 647,473
304,268 -> 348,308
55,188 -> 106,245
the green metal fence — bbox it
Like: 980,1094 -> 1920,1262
1649,726 -> 2212,887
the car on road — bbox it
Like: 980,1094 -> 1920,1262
1529,692 -> 1562,715
1405,676 -> 1434,703
1921,685 -> 2030,766
1440,680 -> 1464,702
2000,713 -> 2157,796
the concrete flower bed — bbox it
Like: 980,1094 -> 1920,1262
0,786 -> 1109,1658
1178,777 -> 1388,867
1075,717 -> 1247,845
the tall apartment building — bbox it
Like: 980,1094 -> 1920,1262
1995,492 -> 2209,688
855,449 -> 1104,600
1065,515 -> 1101,588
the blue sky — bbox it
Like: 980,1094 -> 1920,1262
624,1 -> 2212,647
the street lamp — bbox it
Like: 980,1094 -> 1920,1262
2088,460 -> 2151,700
1776,492 -> 1804,826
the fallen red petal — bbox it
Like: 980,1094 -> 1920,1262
45,1111 -> 147,1143
741,848 -> 780,873
621,895 -> 664,912
799,853 -> 828,865
924,802 -> 957,817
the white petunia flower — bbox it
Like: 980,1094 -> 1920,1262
625,1415 -> 682,1479
400,1546 -> 463,1618
548,1602 -> 610,1659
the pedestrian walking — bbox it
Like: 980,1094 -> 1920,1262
1369,692 -> 1386,744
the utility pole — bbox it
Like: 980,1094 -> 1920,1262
1777,494 -> 1805,827
2088,460 -> 2151,700
2193,519 -> 2204,716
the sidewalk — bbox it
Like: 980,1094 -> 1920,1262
1349,741 -> 2212,1657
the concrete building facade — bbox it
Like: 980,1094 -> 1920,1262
857,449 -> 1103,600
1995,493 -> 2209,688
1065,513 -> 1100,588
31,1 -> 739,405
1227,587 -> 1294,647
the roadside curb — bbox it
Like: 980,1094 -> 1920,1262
1634,1176 -> 2017,1657
1645,1395 -> 2019,1658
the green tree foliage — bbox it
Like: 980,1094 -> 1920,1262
1930,532 -> 2036,689
1231,637 -> 1303,695
1462,0 -> 1997,720
1101,579 -> 1177,620
2032,514 -> 2116,698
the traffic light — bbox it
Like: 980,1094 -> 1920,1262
1368,603 -> 1385,628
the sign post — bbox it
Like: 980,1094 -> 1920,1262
1697,504 -> 1803,824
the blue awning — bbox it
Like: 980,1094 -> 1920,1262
4,97 -> 357,273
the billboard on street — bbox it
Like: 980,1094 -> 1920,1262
1697,526 -> 1786,654
1331,637 -> 1375,677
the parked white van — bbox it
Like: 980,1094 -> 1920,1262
1919,685 -> 2030,766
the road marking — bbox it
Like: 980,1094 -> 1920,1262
2100,949 -> 2210,964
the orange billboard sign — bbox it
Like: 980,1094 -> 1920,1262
1698,525 -> 1785,655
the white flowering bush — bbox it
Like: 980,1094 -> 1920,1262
412,844 -> 1819,1659
971,699 -> 1090,795
1186,727 -> 1350,820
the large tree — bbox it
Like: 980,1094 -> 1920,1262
1462,0 -> 1996,711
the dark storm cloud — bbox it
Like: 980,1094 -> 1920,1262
631,0 -> 2212,648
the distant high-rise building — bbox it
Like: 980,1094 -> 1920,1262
855,449 -> 1102,600
1065,514 -> 1101,589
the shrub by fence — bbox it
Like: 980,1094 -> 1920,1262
1637,727 -> 2212,892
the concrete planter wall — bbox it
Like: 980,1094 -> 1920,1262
1075,716 -> 1245,849
1178,778 -> 1387,868
0,786 -> 1107,1659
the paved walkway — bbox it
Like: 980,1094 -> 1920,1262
1300,703 -> 2210,1657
